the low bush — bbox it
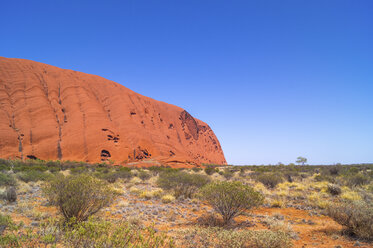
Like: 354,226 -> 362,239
200,181 -> 264,225
157,171 -> 210,198
138,170 -> 151,181
43,174 -> 117,222
116,167 -> 134,180
0,173 -> 16,186
0,214 -> 34,247
69,166 -> 87,174
5,187 -> 17,202
204,167 -> 217,175
256,173 -> 284,189
0,216 -> 174,248
0,159 -> 11,171
222,169 -> 234,180
177,227 -> 292,248
16,170 -> 51,183
192,167 -> 202,172
249,230 -> 293,248
95,171 -> 118,183
0,214 -> 12,235
345,173 -> 371,187
327,201 -> 373,240
328,166 -> 341,175
63,217 -> 174,248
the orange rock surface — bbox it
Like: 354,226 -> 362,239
0,57 -> 226,166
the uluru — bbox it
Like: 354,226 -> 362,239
0,57 -> 226,166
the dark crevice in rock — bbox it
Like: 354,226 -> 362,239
101,150 -> 111,161
27,155 -> 38,160
131,147 -> 151,160
57,141 -> 62,160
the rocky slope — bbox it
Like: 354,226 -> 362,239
0,57 -> 226,166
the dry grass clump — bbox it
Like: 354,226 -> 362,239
270,198 -> 285,208
307,192 -> 330,209
129,176 -> 142,185
340,189 -> 362,201
129,186 -> 141,194
139,189 -> 163,199
161,194 -> 175,203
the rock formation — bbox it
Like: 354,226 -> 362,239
0,57 -> 226,166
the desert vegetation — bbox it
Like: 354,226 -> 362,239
0,158 -> 373,247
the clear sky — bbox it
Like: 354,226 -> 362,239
1,0 -> 372,165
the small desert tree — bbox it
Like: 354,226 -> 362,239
43,174 -> 117,222
200,181 -> 264,225
296,156 -> 307,166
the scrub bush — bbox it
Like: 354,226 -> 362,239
200,181 -> 264,225
43,174 -> 117,222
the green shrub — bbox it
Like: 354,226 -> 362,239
314,174 -> 336,183
5,187 -> 17,202
204,167 -> 217,175
328,166 -> 341,175
70,166 -> 87,174
95,171 -> 118,183
63,217 -> 174,248
17,170 -> 52,183
139,170 -> 151,181
346,173 -> 371,187
43,174 -> 117,222
222,169 -> 234,180
116,167 -> 134,180
0,214 -> 34,247
200,181 -> 264,225
0,214 -> 12,235
256,173 -> 284,189
0,164 -> 11,171
327,201 -> 373,240
0,173 -> 16,186
177,227 -> 292,248
347,167 -> 359,175
157,171 -> 210,198
327,184 -> 342,196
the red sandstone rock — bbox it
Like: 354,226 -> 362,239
0,57 -> 226,166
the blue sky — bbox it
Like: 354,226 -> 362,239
1,0 -> 372,165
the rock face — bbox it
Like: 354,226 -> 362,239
0,57 -> 226,166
